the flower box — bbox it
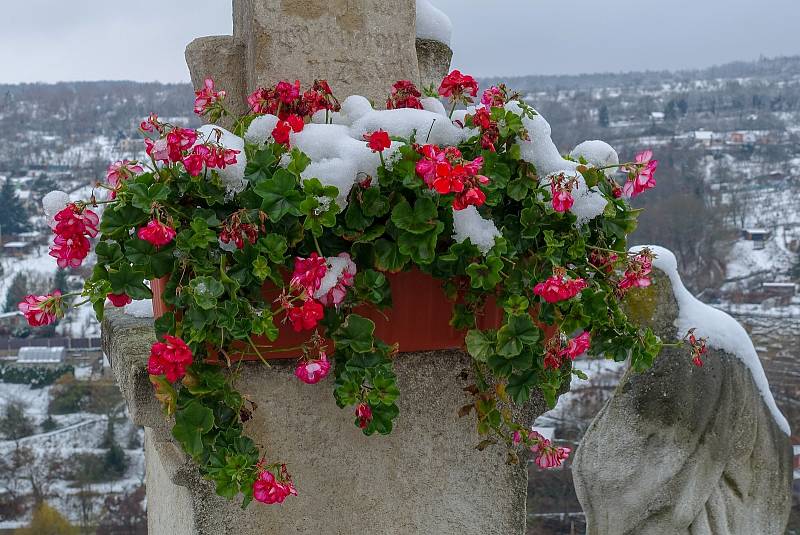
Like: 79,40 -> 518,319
151,269 -> 503,361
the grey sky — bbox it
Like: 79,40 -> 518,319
1,0 -> 799,84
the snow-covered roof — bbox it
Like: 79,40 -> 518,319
3,241 -> 29,248
694,131 -> 714,140
762,282 -> 795,288
16,346 -> 66,364
743,228 -> 769,234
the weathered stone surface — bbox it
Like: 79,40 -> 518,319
188,0 -> 425,112
185,36 -> 248,129
416,38 -> 453,90
103,307 -> 547,534
572,265 -> 793,535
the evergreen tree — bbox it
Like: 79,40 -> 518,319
598,104 -> 609,128
4,273 -> 28,312
53,269 -> 69,294
0,178 -> 28,235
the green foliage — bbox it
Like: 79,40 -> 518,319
85,94 -> 659,509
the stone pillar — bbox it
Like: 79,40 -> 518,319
104,308 -> 545,534
572,250 -> 793,535
186,0 -> 445,116
416,38 -> 453,90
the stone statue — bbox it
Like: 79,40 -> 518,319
185,0 -> 453,126
572,246 -> 793,535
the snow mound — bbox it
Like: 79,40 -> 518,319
350,107 -> 470,147
124,299 -> 154,319
42,190 -> 70,226
421,96 -> 448,117
633,245 -> 790,435
507,102 -> 608,224
197,125 -> 248,195
244,114 -> 280,145
416,0 -> 452,45
571,140 -> 619,168
452,205 -> 501,254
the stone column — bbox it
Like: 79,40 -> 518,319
571,250 -> 793,535
104,308 -> 545,534
186,0 -> 449,118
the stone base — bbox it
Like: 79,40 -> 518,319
103,308 -> 545,534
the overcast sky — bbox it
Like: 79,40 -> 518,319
2,0 -> 799,84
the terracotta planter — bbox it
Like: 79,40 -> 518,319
151,270 -> 503,361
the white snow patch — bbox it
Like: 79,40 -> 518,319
633,245 -> 790,435
421,96 -> 448,117
314,254 -> 357,299
244,114 -> 280,145
570,140 -> 619,168
197,125 -> 248,195
506,101 -> 608,223
124,299 -> 154,319
42,190 -> 70,225
416,0 -> 452,45
452,205 -> 501,254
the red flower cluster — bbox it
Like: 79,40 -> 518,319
287,299 -> 325,332
622,149 -> 658,198
550,173 -> 578,213
106,160 -> 143,199
50,204 -> 99,268
147,335 -> 193,383
18,291 -> 63,327
272,114 -> 305,146
481,85 -> 508,108
194,78 -> 226,117
284,253 -> 328,332
364,130 -> 391,153
220,212 -> 261,250
183,143 -> 240,177
438,70 -> 479,103
248,79 -> 339,120
386,80 -> 423,110
253,466 -> 297,505
138,220 -> 177,247
684,328 -> 708,367
294,352 -> 331,384
415,145 -> 489,210
528,430 -> 571,469
107,293 -> 132,307
145,127 -> 198,164
355,402 -> 373,429
470,106 -> 500,152
618,250 -> 654,291
588,250 -> 618,274
533,269 -> 587,304
544,331 -> 591,370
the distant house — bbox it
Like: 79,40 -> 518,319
693,130 -> 714,147
650,111 -> 665,122
741,229 -> 771,249
0,311 -> 24,334
2,241 -> 31,257
761,283 -> 796,305
16,346 -> 66,365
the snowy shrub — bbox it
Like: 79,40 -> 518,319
21,73 -> 673,507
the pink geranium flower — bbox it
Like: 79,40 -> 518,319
194,78 -> 226,116
316,253 -> 356,307
533,270 -> 587,303
618,251 -> 654,291
622,149 -> 658,198
529,430 -> 571,469
294,352 -> 332,384
355,402 -> 373,429
106,160 -> 143,198
137,220 -> 177,247
561,331 -> 591,360
291,253 -> 328,296
18,291 -> 63,327
438,70 -> 479,100
253,468 -> 297,505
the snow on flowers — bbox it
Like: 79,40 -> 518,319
20,70 -> 673,509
